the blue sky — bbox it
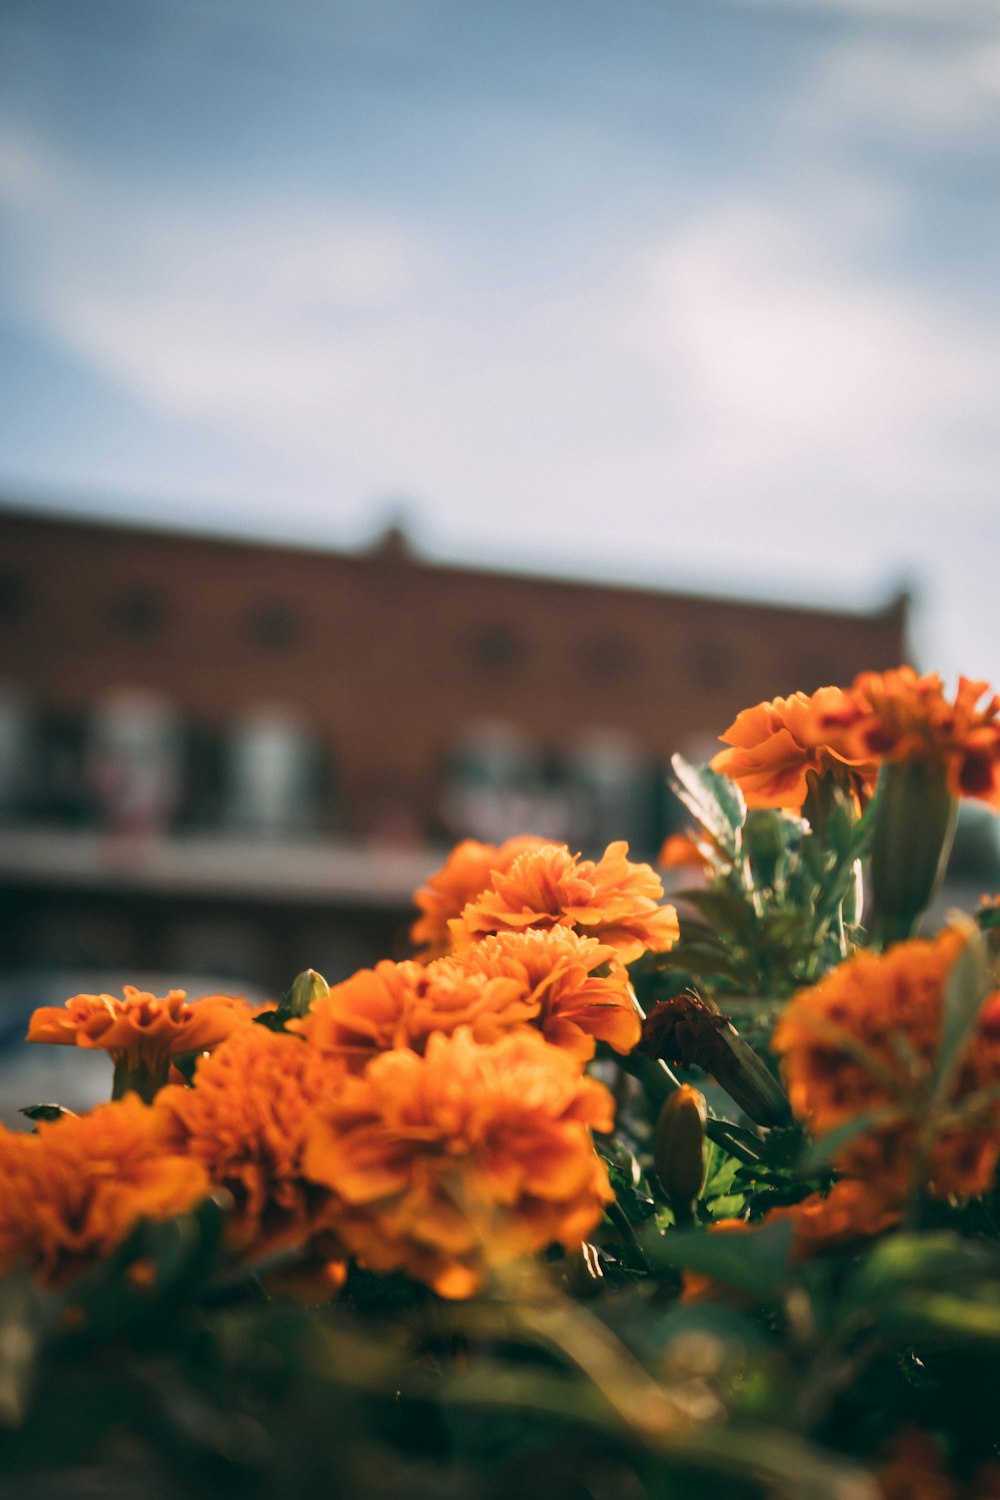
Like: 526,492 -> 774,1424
1,0 -> 999,691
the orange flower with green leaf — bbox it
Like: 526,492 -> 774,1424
0,1096 -> 209,1288
27,985 -> 258,1102
155,1024 -> 348,1269
710,685 -> 878,812
453,840 -> 679,963
411,834 -> 549,958
834,666 -> 1000,808
774,928 -> 1000,1199
302,1027 -> 614,1299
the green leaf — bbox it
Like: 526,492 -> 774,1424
930,925 -> 991,1107
19,1103 -> 75,1123
642,1219 -> 794,1301
169,1051 -> 204,1086
846,1230 -> 1000,1307
674,888 -> 754,940
669,754 -> 745,856
597,1145 -> 656,1224
254,1007 -> 292,1032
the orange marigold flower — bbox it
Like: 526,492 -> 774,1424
303,1027 -> 615,1299
682,1179 -> 900,1303
27,986 -> 255,1070
155,1025 -> 349,1264
773,929 -> 1000,1199
763,1178 -> 902,1260
710,686 -> 878,811
445,928 -> 641,1061
833,667 -> 1000,809
658,833 -> 711,873
297,929 -> 640,1066
0,1096 -> 209,1288
453,841 -> 680,964
294,958 -> 536,1064
411,835 -> 549,958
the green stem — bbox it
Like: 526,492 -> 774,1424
111,1055 -> 168,1104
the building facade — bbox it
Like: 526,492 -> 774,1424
0,506 -> 909,991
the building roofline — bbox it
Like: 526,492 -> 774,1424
0,496 -> 909,627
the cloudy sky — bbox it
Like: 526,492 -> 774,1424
1,0 -> 998,690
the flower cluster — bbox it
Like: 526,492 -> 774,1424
0,1096 -> 209,1288
711,667 -> 1000,813
13,839 -> 676,1297
774,928 -> 1000,1199
303,1027 -> 614,1299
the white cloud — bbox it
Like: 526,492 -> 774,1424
1,119 -> 999,684
623,202 -> 1000,499
803,31 -> 1000,140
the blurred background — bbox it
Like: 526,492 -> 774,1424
1,0 -> 998,1109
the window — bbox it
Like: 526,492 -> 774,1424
467,622 -> 524,676
245,600 -> 302,649
0,569 -> 29,625
106,585 -> 170,636
579,632 -> 637,683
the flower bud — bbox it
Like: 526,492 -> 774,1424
285,969 -> 330,1019
871,760 -> 957,946
654,1084 -> 707,1226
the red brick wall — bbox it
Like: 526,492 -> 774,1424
0,507 -> 909,834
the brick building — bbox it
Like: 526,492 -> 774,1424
0,505 -> 909,991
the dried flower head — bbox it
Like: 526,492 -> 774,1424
0,1096 -> 209,1287
303,1027 -> 615,1299
453,840 -> 679,964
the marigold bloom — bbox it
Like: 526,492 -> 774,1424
834,667 -> 1000,809
764,1179 -> 902,1260
0,1096 -> 209,1287
295,957 -> 536,1063
658,833 -> 711,873
682,1179 -> 900,1303
298,929 -> 639,1066
453,841 -> 679,964
303,1027 -> 615,1299
27,986 -> 255,1070
156,1025 -> 349,1264
774,929 -> 1000,1198
445,928 -> 641,1061
411,835 -> 549,958
710,686 -> 878,811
